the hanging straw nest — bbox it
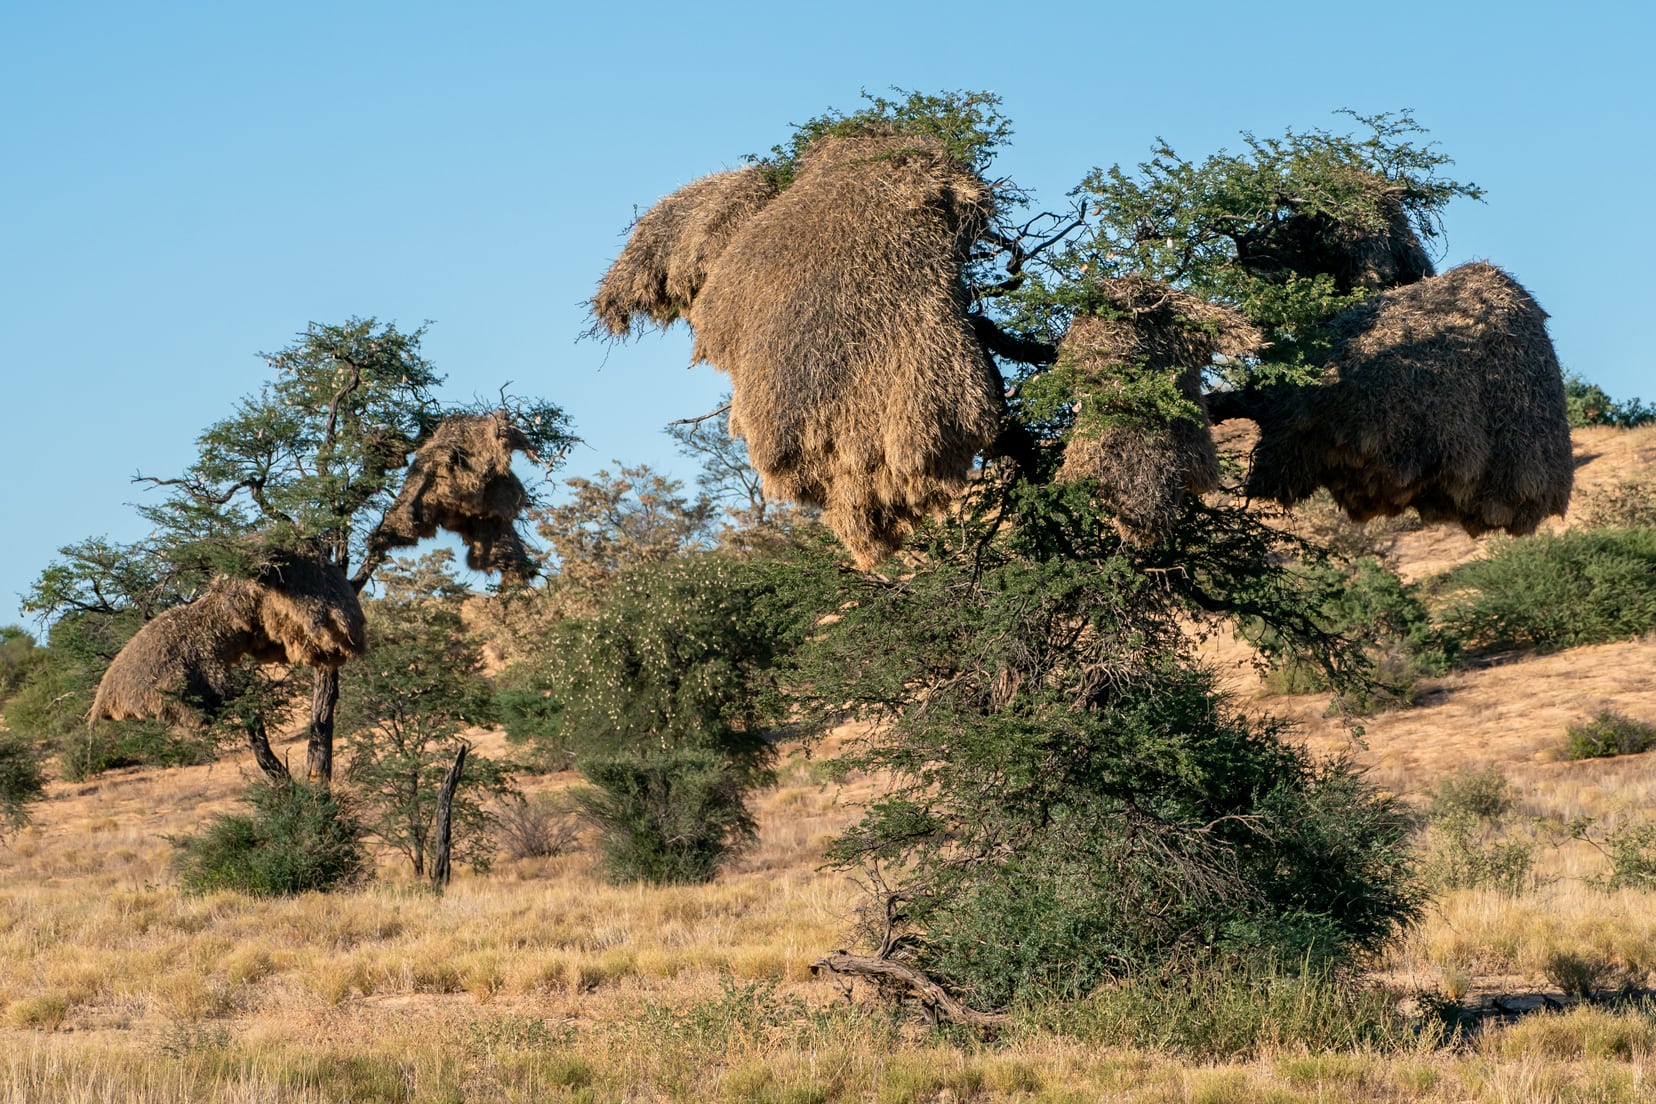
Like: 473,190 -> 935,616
378,412 -> 537,581
1057,276 -> 1264,544
1236,192 -> 1434,294
1245,262 -> 1572,535
90,552 -> 366,727
688,134 -> 1004,567
592,166 -> 781,337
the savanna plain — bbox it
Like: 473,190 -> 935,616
3,425 -> 1655,1104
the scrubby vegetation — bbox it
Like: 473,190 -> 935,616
4,89 -> 1656,1102
1437,527 -> 1656,654
172,782 -> 367,897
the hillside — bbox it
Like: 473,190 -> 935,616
1,427 -> 1654,1103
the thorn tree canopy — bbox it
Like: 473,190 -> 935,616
26,318 -> 574,784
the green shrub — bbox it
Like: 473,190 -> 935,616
0,732 -> 46,837
1564,710 -> 1656,760
1564,373 -> 1656,429
174,782 -> 367,896
579,748 -> 756,884
1600,824 -> 1656,891
535,553 -> 802,884
1436,528 -> 1656,654
1428,765 -> 1515,821
1256,557 -> 1451,711
1423,767 -> 1535,894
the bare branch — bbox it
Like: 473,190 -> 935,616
667,403 -> 732,428
810,954 -> 1007,1028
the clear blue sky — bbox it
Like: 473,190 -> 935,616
3,1 -> 1652,630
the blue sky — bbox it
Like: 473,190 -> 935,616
3,1 -> 1652,629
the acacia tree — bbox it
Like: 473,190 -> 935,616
339,551 -> 512,878
597,91 -> 1488,1011
26,319 -> 573,783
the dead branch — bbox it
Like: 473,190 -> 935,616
809,953 -> 1008,1028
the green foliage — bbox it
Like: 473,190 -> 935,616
0,626 -> 43,701
761,87 -> 1014,187
792,483 -> 1422,1008
1428,765 -> 1515,822
1422,767 -> 1535,895
1436,527 -> 1656,654
530,464 -> 714,607
525,552 -> 805,884
1563,710 -> 1656,760
578,747 -> 757,884
174,781 -> 367,896
0,731 -> 46,839
541,553 -> 796,769
1253,557 -> 1451,711
340,552 -> 512,877
1599,823 -> 1656,891
1564,372 -> 1656,429
1010,111 -> 1481,383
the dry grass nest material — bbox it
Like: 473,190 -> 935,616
1058,276 -> 1263,544
1236,190 -> 1434,294
689,133 -> 1004,567
378,413 -> 536,581
592,165 -> 780,337
1246,261 -> 1572,535
90,553 -> 365,728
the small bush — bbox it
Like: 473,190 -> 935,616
1436,528 -> 1656,654
174,782 -> 367,896
1600,823 -> 1656,891
1584,477 -> 1656,530
1544,949 -> 1615,1000
579,748 -> 757,884
1564,373 -> 1656,429
1254,558 -> 1451,713
495,792 -> 579,860
1423,767 -> 1535,895
1564,710 -> 1656,760
0,732 -> 46,838
1429,766 -> 1515,821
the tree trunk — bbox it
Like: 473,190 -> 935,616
306,667 -> 340,785
246,717 -> 290,784
430,743 -> 469,888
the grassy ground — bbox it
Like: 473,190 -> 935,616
3,426 -> 1655,1102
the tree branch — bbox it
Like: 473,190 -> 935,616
810,953 -> 1007,1028
667,403 -> 732,428
972,317 -> 1057,366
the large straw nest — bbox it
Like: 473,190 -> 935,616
91,552 -> 365,727
689,134 -> 1004,567
1245,262 -> 1572,535
1058,277 -> 1263,544
592,166 -> 780,337
1237,193 -> 1434,294
379,412 -> 536,581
